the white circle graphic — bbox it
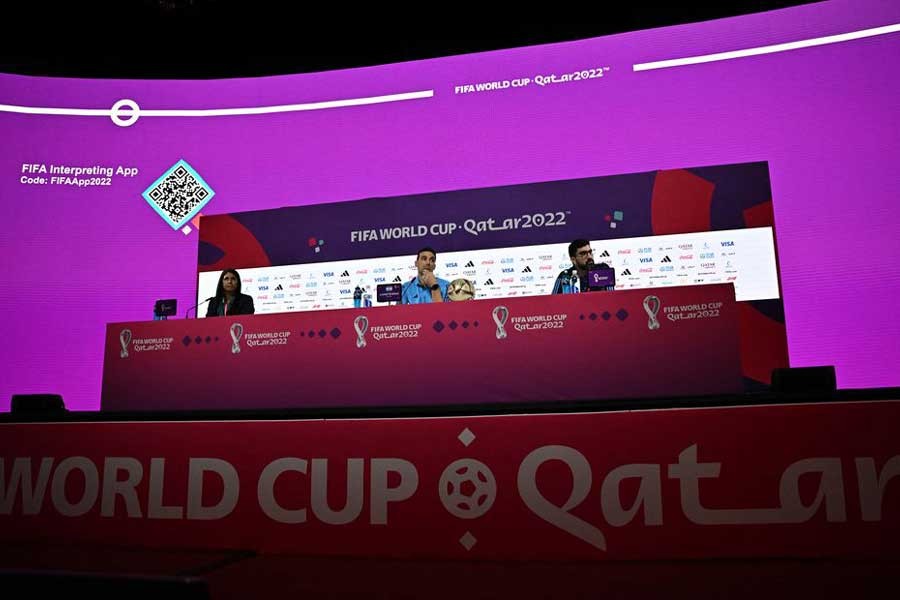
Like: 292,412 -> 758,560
110,98 -> 140,127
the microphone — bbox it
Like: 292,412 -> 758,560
186,296 -> 215,319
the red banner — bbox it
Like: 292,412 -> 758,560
102,284 -> 741,411
2,400 -> 898,561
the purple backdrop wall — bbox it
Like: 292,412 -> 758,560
1,0 -> 898,410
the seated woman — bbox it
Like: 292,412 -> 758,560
206,269 -> 255,317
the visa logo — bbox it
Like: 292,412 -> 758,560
640,258 -> 653,263
322,272 -> 334,277
721,241 -> 735,247
374,277 -> 386,282
340,289 -> 351,294
502,267 -> 514,273
257,285 -> 269,291
445,262 -> 458,268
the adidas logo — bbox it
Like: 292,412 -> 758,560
622,269 -> 632,276
392,276 -> 402,282
599,250 -> 610,257
340,270 -> 349,277
483,278 -> 494,285
522,266 -> 532,273
275,284 -> 283,291
465,261 -> 475,268
661,256 -> 672,263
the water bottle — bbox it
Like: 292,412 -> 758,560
363,287 -> 373,308
570,271 -> 580,294
353,285 -> 363,308
560,274 -> 571,295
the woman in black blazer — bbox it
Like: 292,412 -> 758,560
206,269 -> 255,317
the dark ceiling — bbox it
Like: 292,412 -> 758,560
1,1 -> 819,79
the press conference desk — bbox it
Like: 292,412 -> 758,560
101,284 -> 741,412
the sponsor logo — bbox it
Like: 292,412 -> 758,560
275,284 -> 283,291
258,277 -> 270,282
393,276 -> 403,282
465,261 -> 475,268
501,277 -> 514,283
502,267 -> 515,273
721,241 -> 735,247
659,266 -> 674,272
374,277 -> 386,282
539,265 -> 553,270
678,243 -> 693,251
258,285 -> 270,291
618,249 -> 631,255
621,269 -> 632,276
522,266 -> 532,273
322,272 -> 334,277
538,254 -> 553,261
305,282 -> 317,288
501,258 -> 514,264
638,247 -> 652,254
445,262 -> 458,268
640,258 -> 653,264
520,276 -> 534,282
481,260 -> 495,265
355,269 -> 368,275
598,250 -> 610,258
639,268 -> 652,273
373,267 -> 386,273
679,254 -> 693,260
700,252 -> 715,259
661,255 -> 672,263
340,270 -> 350,277
483,278 -> 495,285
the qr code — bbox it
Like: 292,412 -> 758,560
142,160 -> 215,230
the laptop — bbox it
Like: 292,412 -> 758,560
587,265 -> 616,291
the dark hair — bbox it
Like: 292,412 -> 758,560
416,246 -> 437,261
568,239 -> 591,258
215,269 -> 242,297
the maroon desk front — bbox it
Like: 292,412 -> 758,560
101,284 -> 741,411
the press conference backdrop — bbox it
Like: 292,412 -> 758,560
2,0 -> 899,410
198,229 -> 779,312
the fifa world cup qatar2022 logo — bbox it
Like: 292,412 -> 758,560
119,329 -> 132,358
230,323 -> 244,354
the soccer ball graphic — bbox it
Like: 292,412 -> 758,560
439,459 -> 496,519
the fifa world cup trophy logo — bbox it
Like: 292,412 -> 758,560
230,323 -> 244,354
